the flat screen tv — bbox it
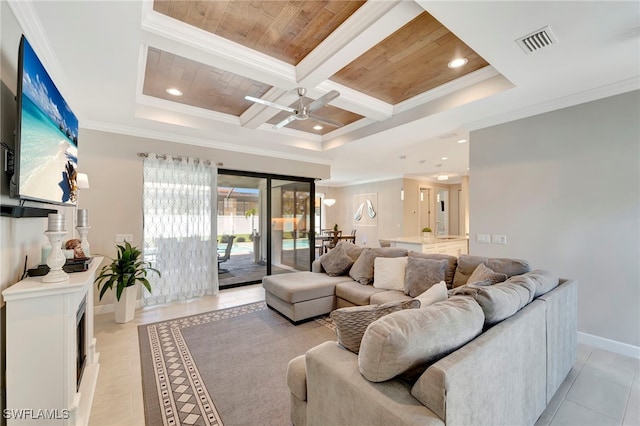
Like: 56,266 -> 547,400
14,35 -> 79,206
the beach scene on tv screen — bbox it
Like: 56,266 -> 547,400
19,37 -> 78,205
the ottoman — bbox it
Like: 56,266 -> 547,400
262,272 -> 353,323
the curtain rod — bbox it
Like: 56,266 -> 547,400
137,152 -> 223,167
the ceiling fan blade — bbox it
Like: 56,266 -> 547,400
309,113 -> 344,128
244,95 -> 296,113
273,114 -> 297,129
307,90 -> 340,112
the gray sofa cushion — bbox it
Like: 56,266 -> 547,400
526,269 -> 560,297
369,290 -> 412,305
336,281 -> 385,306
358,296 -> 484,382
349,247 -> 408,285
467,263 -> 507,285
404,257 -> 448,297
330,299 -> 420,353
408,251 -> 458,288
450,276 -> 536,325
320,244 -> 354,276
452,255 -> 530,287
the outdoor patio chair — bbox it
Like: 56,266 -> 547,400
217,235 -> 236,273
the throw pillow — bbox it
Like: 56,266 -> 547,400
414,281 -> 448,307
330,299 -> 420,354
334,240 -> 364,262
467,263 -> 507,285
358,296 -> 484,382
403,257 -> 448,297
452,255 -> 531,288
349,247 -> 408,285
373,257 -> 407,291
408,252 -> 458,288
320,244 -> 354,276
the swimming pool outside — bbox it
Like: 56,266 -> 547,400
218,239 -> 310,255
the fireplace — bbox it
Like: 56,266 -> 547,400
76,295 -> 87,389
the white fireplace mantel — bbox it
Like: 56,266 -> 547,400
2,257 -> 102,426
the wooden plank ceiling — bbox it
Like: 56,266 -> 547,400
147,0 -> 489,134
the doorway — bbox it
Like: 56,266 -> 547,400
217,170 -> 315,288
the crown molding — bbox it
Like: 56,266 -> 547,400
464,76 -> 640,132
80,120 -> 329,165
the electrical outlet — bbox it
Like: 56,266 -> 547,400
492,234 -> 507,245
476,233 -> 491,243
115,234 -> 133,243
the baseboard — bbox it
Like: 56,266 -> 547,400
93,299 -> 143,316
578,331 -> 640,359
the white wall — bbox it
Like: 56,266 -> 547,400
469,90 -> 640,349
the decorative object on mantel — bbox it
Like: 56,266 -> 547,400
76,208 -> 91,257
43,213 -> 69,283
95,241 -> 160,323
65,239 -> 86,258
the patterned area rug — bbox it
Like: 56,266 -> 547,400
138,302 -> 336,426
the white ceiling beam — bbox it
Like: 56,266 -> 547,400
296,1 -> 424,88
140,4 -> 297,90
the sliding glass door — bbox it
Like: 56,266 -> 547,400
270,179 -> 312,273
217,170 -> 315,287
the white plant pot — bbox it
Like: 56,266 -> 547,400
423,232 -> 432,239
115,285 -> 137,323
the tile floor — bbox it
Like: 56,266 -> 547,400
89,284 -> 640,426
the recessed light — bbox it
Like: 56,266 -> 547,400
437,174 -> 449,181
399,155 -> 407,160
441,156 -> 448,160
166,88 -> 183,96
313,125 -> 323,130
419,159 -> 426,164
457,139 -> 467,144
448,58 -> 468,68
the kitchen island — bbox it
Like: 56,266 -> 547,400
381,235 -> 468,256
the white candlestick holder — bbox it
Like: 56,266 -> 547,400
43,231 -> 69,283
76,226 -> 91,257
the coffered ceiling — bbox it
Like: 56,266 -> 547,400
8,1 -> 639,186
142,1 -> 491,138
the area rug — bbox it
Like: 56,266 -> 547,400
138,302 -> 336,426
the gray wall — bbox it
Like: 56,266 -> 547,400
469,90 -> 640,348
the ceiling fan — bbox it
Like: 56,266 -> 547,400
245,87 -> 343,129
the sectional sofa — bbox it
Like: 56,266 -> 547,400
261,242 -> 577,425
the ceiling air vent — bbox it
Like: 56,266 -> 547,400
516,26 -> 558,54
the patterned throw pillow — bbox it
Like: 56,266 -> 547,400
330,299 -> 420,353
320,244 -> 354,276
467,263 -> 508,285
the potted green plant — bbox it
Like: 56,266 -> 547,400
422,227 -> 432,239
95,241 -> 160,323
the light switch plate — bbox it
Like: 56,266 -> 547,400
492,234 -> 507,245
115,234 -> 133,243
477,233 -> 491,243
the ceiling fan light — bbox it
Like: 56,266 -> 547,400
323,198 -> 336,206
448,58 -> 468,68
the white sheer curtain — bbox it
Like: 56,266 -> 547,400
142,154 -> 218,306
